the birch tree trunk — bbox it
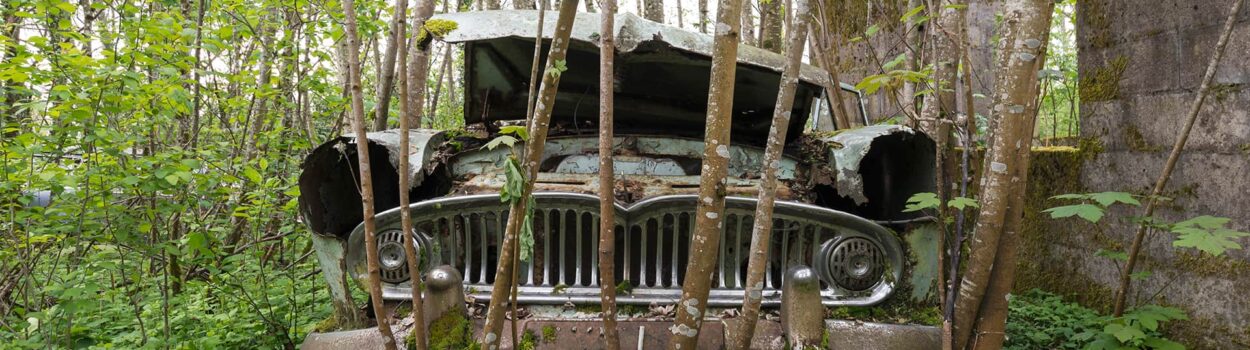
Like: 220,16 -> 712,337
406,0 -> 437,129
643,0 -> 664,23
340,0 -> 398,347
395,0 -> 428,348
669,0 -> 743,347
597,3 -> 621,349
728,1 -> 809,347
740,2 -> 756,46
951,1 -> 1052,348
478,1 -> 579,348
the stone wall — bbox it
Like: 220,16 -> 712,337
1030,0 -> 1250,347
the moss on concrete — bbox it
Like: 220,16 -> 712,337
1172,251 -> 1250,278
1079,56 -> 1129,102
541,324 -> 557,343
419,311 -> 474,350
1123,125 -> 1162,152
517,329 -> 538,350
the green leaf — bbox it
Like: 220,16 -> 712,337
903,192 -> 940,212
1104,323 -> 1145,343
947,197 -> 979,210
1044,204 -> 1104,223
242,167 -> 262,184
164,174 -> 180,185
482,135 -> 519,151
549,59 -> 569,78
1173,215 -> 1230,230
1094,249 -> 1129,262
1143,337 -> 1185,350
883,53 -> 908,70
865,24 -> 880,37
499,125 -> 529,140
1088,192 -> 1141,207
900,5 -> 925,22
1130,270 -> 1152,281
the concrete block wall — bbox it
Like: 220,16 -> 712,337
1066,0 -> 1250,347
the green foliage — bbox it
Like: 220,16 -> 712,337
1170,216 -> 1249,256
0,0 -> 468,347
902,192 -> 978,212
1044,191 -> 1142,223
1005,290 -> 1103,350
1005,290 -> 1187,350
1083,306 -> 1188,350
549,59 -> 569,78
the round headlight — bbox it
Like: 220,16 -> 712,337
816,236 -> 887,292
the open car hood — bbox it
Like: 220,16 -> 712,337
433,10 -> 829,144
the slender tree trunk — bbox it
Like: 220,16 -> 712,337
597,2 -> 621,349
523,0 -> 547,126
1112,0 -> 1243,317
758,0 -> 782,52
485,0 -> 501,10
902,0 -> 922,115
407,0 -> 438,129
951,1 -> 1052,349
675,0 -> 684,27
395,0 -> 428,348
698,0 -> 708,33
729,1 -> 809,348
808,2 -> 852,129
478,1 -> 579,348
741,1 -> 756,46
669,0 -> 743,347
340,0 -> 398,348
371,0 -> 408,131
643,0 -> 664,23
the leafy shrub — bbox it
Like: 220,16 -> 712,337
1005,290 -> 1103,349
1005,290 -> 1187,350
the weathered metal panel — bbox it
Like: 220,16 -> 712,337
821,125 -> 923,205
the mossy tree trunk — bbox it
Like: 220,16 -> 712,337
340,0 -> 398,347
729,0 -> 809,347
669,0 -> 743,347
950,1 -> 1053,349
478,0 -> 579,348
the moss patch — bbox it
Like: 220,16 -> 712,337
517,329 -> 538,350
1123,125 -> 1162,152
541,325 -> 557,343
418,312 -> 474,350
310,316 -> 338,333
1079,56 -> 1129,102
1172,251 -> 1250,278
826,304 -> 942,326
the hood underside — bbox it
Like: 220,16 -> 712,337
435,10 -> 825,144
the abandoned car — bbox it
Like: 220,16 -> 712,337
298,10 -> 938,348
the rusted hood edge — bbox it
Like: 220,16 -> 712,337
432,10 -> 828,84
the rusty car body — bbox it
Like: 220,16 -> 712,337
298,10 -> 938,349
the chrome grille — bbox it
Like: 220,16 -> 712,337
347,193 -> 903,307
